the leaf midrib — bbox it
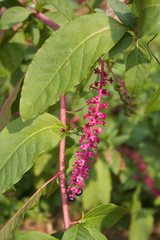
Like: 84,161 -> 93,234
0,125 -> 61,170
142,3 -> 160,9
32,25 -> 125,106
82,212 -> 113,221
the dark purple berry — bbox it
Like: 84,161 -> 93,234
68,196 -> 75,202
76,188 -> 83,196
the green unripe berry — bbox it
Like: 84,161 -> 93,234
116,83 -> 122,88
132,102 -> 137,107
132,94 -> 136,99
114,86 -> 120,91
119,91 -> 124,96
124,112 -> 131,117
126,94 -> 131,99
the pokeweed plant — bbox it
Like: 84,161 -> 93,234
0,0 -> 160,239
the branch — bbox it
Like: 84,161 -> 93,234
59,95 -> 71,230
18,0 -> 60,31
35,11 -> 60,31
104,63 -> 128,94
18,0 -> 71,229
147,33 -> 160,65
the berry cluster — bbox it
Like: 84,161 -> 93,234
120,146 -> 160,199
114,82 -> 137,117
67,60 -> 112,201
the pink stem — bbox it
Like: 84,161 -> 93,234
18,0 -> 60,31
59,95 -> 70,230
104,63 -> 128,95
32,0 -> 39,5
18,0 -> 70,229
35,11 -> 59,31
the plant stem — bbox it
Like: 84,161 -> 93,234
18,0 -> 60,31
18,0 -> 71,229
104,63 -> 128,94
35,11 -> 59,31
59,95 -> 71,230
147,33 -> 160,65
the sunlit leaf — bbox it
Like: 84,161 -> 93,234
0,174 -> 58,240
0,113 -> 64,194
82,161 -> 112,210
62,224 -> 108,240
0,7 -> 31,29
20,13 -> 127,121
108,0 -> 136,28
46,0 -> 75,21
145,86 -> 160,113
138,0 -> 160,37
15,231 -> 58,240
80,203 -> 126,230
125,42 -> 150,94
129,209 -> 154,240
0,77 -> 23,131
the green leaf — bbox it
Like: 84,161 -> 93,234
0,77 -> 23,131
30,24 -> 40,46
0,113 -> 64,194
82,161 -> 112,210
0,7 -> 31,29
125,42 -> 150,94
33,136 -> 75,193
20,13 -> 127,120
138,0 -> 160,37
0,175 -> 58,240
92,0 -> 104,9
108,0 -> 136,28
51,232 -> 64,239
0,31 -> 26,77
45,11 -> 69,27
145,86 -> 160,113
129,209 -> 154,240
85,228 -> 108,240
62,225 -> 92,240
80,203 -> 126,231
62,225 -> 108,240
109,32 -> 133,58
15,231 -> 58,240
46,0 -> 75,21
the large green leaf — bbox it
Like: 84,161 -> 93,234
46,0 -> 75,21
15,231 -> 58,240
0,7 -> 31,29
0,175 -> 58,240
145,86 -> 160,113
125,42 -> 150,94
82,161 -> 112,210
108,0 -> 136,28
79,203 -> 126,231
0,77 -> 23,131
62,225 -> 108,240
129,209 -> 154,240
138,0 -> 160,37
20,13 -> 127,121
0,113 -> 64,194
